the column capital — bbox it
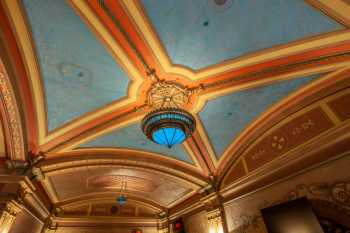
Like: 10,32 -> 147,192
157,211 -> 170,233
2,199 -> 22,216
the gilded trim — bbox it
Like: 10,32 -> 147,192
0,60 -> 25,160
122,0 -> 350,80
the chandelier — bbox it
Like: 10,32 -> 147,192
117,195 -> 127,206
98,1 -> 196,149
117,176 -> 127,205
142,108 -> 195,148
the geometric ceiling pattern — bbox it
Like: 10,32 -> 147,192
1,0 -> 350,225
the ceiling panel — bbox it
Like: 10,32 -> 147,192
199,73 -> 325,158
49,166 -> 193,207
22,0 -> 131,131
142,0 -> 343,69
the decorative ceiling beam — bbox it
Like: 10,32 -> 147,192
2,0 -> 146,149
40,151 -> 209,187
122,0 -> 350,80
192,43 -> 350,101
53,216 -> 158,228
86,0 -> 165,79
0,58 -> 26,161
306,0 -> 350,27
38,104 -> 145,152
55,195 -> 164,213
1,0 -> 45,148
185,126 -> 216,176
0,2 -> 38,155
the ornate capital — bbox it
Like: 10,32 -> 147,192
157,211 -> 170,233
3,200 -> 22,216
0,200 -> 22,233
206,208 -> 225,233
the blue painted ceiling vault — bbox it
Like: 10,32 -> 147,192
19,0 -> 345,165
142,0 -> 343,69
23,0 -> 130,131
199,74 -> 324,158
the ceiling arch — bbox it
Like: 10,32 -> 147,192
57,193 -> 165,212
41,150 -> 209,185
38,153 -> 208,209
57,197 -> 162,218
1,0 -> 350,222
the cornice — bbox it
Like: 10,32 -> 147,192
0,174 -> 50,221
53,216 -> 158,227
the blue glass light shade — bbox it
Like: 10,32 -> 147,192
142,108 -> 196,148
117,195 -> 127,205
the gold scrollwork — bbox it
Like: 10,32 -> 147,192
147,81 -> 192,109
0,65 -> 24,160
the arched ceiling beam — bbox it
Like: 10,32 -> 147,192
216,67 -> 350,181
40,149 -> 209,187
55,194 -> 165,212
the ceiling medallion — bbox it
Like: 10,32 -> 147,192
142,78 -> 196,148
147,81 -> 191,109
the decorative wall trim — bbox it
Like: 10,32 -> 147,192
0,60 -> 25,161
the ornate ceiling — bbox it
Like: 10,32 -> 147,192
1,0 -> 350,225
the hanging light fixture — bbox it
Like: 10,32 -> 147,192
117,195 -> 127,206
98,1 -> 197,148
117,176 -> 127,206
142,107 -> 196,148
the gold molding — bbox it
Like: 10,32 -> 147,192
53,216 -> 158,226
236,87 -> 350,172
220,126 -> 350,201
40,176 -> 60,204
44,163 -> 202,191
0,175 -> 50,221
192,60 -> 350,114
58,115 -> 144,152
3,0 -> 144,146
194,115 -> 218,167
60,197 -> 162,212
122,0 -> 350,80
306,0 -> 350,27
183,141 -> 204,172
320,102 -> 342,125
41,153 -> 208,186
0,60 -> 25,160
214,68 -> 349,165
2,0 -> 46,145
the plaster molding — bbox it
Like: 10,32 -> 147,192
0,60 -> 25,161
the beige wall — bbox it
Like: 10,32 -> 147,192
183,211 -> 208,233
223,154 -> 350,233
50,226 -> 157,233
9,209 -> 43,233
